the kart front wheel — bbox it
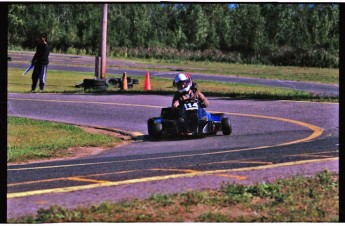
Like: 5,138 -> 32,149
148,119 -> 163,139
221,118 -> 232,135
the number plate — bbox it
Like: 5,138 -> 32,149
184,103 -> 198,110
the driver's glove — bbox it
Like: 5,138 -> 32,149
173,102 -> 180,108
200,101 -> 206,108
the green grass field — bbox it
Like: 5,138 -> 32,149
129,58 -> 339,84
8,117 -> 122,163
9,170 -> 338,222
7,68 -> 337,102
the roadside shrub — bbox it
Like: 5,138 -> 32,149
268,46 -> 338,68
66,46 -> 78,55
220,182 -> 286,204
120,47 -> 338,68
12,43 -> 337,68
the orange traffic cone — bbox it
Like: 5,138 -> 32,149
122,72 -> 128,90
144,72 -> 151,91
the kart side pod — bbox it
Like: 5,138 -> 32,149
161,107 -> 179,120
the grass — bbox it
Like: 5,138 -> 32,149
9,50 -> 338,84
8,69 -> 92,93
127,57 -> 339,85
9,170 -> 338,222
7,116 -> 122,162
7,68 -> 338,102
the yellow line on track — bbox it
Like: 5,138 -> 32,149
208,110 -> 324,146
187,160 -> 273,166
8,97 -> 163,109
287,153 -> 336,158
67,177 -> 111,184
7,157 -> 338,199
151,168 -> 200,174
4,144 -> 311,172
213,173 -> 247,180
8,178 -> 62,187
9,168 -> 245,188
8,97 -> 325,172
8,169 -> 145,187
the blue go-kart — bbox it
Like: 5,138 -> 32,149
147,98 -> 232,139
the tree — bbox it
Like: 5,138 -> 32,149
128,4 -> 150,48
202,4 -> 227,50
231,4 -> 266,55
183,4 -> 209,49
7,3 -> 339,67
8,4 -> 26,46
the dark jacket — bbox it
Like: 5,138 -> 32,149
32,42 -> 50,65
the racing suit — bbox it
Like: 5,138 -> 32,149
172,89 -> 211,120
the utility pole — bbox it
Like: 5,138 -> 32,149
100,3 -> 108,79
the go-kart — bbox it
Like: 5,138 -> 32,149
147,98 -> 232,139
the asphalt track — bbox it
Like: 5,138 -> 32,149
7,53 -> 339,219
7,93 -> 339,218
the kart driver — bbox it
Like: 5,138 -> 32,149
172,73 -> 211,120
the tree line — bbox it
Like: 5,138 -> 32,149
8,3 -> 339,68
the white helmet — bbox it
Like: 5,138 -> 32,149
174,73 -> 192,93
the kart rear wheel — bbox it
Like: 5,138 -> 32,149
221,118 -> 232,135
148,119 -> 162,139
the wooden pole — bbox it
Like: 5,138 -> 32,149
95,56 -> 101,79
100,4 -> 108,79
122,72 -> 128,90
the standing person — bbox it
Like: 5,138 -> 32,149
172,72 -> 211,120
31,33 -> 50,92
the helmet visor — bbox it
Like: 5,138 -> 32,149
176,79 -> 190,90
